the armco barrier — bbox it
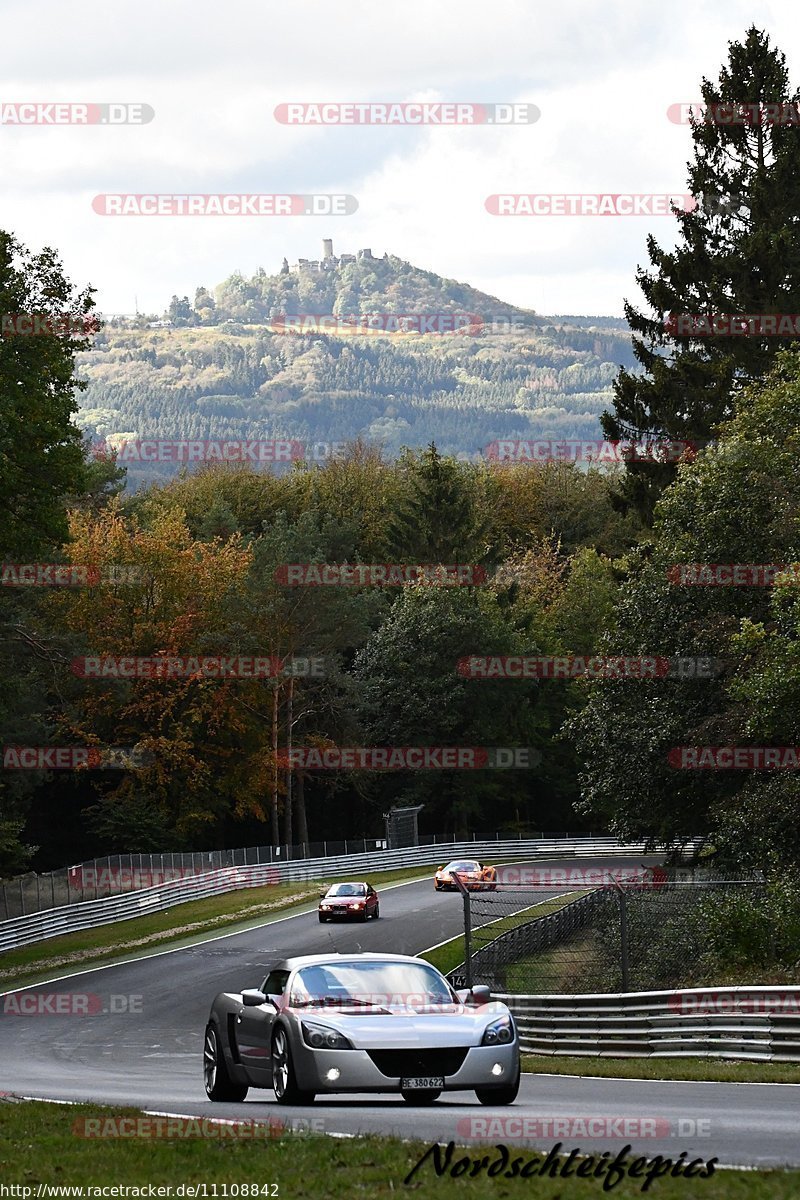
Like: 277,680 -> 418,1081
1,831 -> 610,915
496,986 -> 800,1061
0,836 -> 690,953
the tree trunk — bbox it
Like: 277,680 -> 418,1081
283,676 -> 294,848
271,682 -> 280,847
296,770 -> 309,853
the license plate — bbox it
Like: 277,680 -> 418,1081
401,1076 -> 445,1090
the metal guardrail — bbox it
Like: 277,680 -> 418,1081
0,830 -> 613,916
496,986 -> 800,1061
0,836 -> 678,953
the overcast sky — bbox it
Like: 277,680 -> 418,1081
1,0 -> 796,317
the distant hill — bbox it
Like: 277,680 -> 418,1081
78,247 -> 635,488
209,247 -> 537,328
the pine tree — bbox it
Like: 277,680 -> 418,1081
603,27 -> 800,522
386,444 -> 486,565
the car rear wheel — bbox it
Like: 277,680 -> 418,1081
401,1089 -> 441,1104
475,1063 -> 520,1106
272,1027 -> 316,1105
204,1023 -> 248,1102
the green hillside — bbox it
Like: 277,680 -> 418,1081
78,249 -> 635,488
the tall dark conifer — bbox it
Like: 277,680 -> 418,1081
604,27 -> 800,521
386,443 -> 486,565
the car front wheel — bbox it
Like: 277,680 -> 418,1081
204,1023 -> 248,1102
373,903 -> 380,919
272,1026 -> 316,1105
475,1063 -> 520,1106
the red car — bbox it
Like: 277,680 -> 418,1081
318,881 -> 380,922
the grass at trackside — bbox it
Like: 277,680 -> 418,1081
0,864 -> 440,990
523,1054 -> 800,1084
421,903 -> 800,1087
420,890 -> 586,977
0,853 -> 541,990
1,1100 -> 798,1197
503,926 -> 603,993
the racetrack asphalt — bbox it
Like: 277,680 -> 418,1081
2,855 -> 799,1170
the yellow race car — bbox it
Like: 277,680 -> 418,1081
434,859 -> 498,892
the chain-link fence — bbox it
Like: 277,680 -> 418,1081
0,829 -> 598,918
447,865 -> 767,994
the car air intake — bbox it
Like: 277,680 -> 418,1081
367,1048 -> 469,1078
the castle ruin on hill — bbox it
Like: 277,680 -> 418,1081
282,240 -> 376,275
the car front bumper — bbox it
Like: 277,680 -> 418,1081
290,1039 -> 520,1094
318,908 -> 366,919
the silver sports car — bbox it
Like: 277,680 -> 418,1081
203,952 -> 520,1106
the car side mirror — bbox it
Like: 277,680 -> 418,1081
470,985 -> 491,1005
319,888 -> 328,898
241,989 -> 268,1007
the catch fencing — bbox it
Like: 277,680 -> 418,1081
1,830 -> 607,917
448,886 -> 614,990
497,986 -> 800,1061
445,867 -> 757,994
0,836 -> 691,953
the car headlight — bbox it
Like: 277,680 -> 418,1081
301,1021 -> 354,1051
320,903 -> 330,909
352,902 -> 363,908
481,1015 -> 514,1046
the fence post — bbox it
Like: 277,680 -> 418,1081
617,885 -> 630,992
464,889 -> 472,991
453,872 -> 472,991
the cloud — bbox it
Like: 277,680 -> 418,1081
0,0 -> 792,314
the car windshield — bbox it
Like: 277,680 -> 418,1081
288,960 -> 455,1008
326,883 -> 366,897
445,861 -> 479,872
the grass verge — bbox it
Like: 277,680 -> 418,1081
0,864 -> 435,990
503,925 -> 604,993
1,1099 -> 798,1197
420,890 -> 586,977
523,1054 -> 800,1084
